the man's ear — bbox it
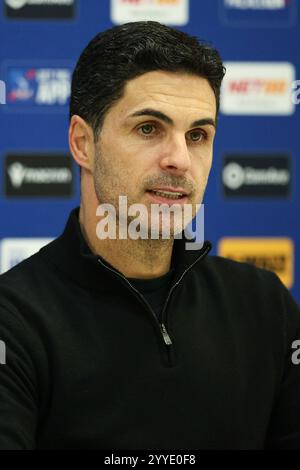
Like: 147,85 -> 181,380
69,115 -> 95,172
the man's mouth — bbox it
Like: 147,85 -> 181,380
146,188 -> 189,203
148,190 -> 184,200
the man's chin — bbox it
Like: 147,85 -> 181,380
144,218 -> 190,241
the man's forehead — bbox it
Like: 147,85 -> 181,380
125,71 -> 214,101
118,71 -> 217,121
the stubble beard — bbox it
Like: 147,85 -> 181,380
93,146 -> 204,243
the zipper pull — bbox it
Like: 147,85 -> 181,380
160,323 -> 172,346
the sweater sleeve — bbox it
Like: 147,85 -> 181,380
0,304 -> 38,449
264,275 -> 300,450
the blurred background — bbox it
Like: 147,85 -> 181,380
0,0 -> 299,303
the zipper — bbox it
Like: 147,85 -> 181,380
160,323 -> 172,346
159,242 -> 212,328
97,241 -> 211,357
97,258 -> 172,347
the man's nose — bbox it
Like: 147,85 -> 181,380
159,134 -> 192,175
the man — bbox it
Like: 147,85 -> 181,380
0,21 -> 299,450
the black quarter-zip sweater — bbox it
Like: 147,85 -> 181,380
0,207 -> 300,450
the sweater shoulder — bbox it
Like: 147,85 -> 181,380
202,254 -> 279,284
0,238 -> 60,301
205,253 -> 263,271
198,254 -> 291,307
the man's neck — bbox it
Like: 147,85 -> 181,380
79,204 -> 174,279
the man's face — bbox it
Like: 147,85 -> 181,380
93,70 -> 216,238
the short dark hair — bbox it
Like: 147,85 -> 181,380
70,21 -> 226,142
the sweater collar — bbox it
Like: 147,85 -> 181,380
48,207 -> 212,291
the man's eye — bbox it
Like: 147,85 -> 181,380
188,130 -> 206,143
138,124 -> 155,135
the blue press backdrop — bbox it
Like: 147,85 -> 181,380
0,0 -> 299,303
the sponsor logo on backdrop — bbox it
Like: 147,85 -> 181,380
4,154 -> 74,197
110,0 -> 189,25
5,0 -> 75,19
220,0 -> 297,27
220,62 -> 295,115
222,154 -> 291,197
0,81 -> 6,104
218,237 -> 294,289
5,67 -> 71,108
0,238 -> 53,274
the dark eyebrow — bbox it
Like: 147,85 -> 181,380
128,108 -> 216,129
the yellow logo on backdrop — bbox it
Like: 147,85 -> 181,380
218,237 -> 294,289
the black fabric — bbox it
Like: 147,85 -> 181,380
128,269 -> 175,320
0,207 -> 300,450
